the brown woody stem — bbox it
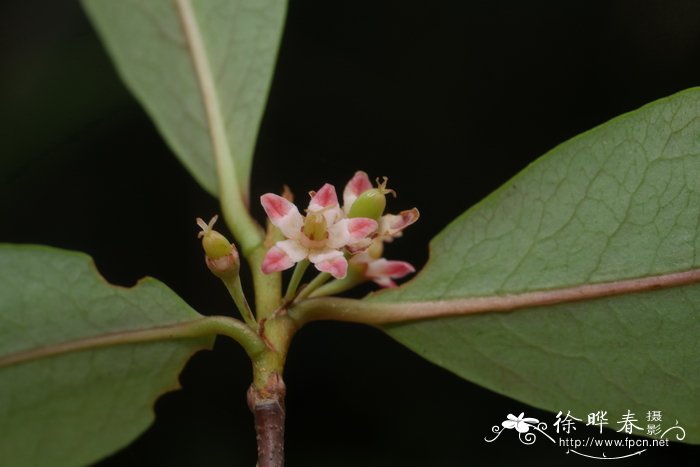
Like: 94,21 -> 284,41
248,315 -> 296,466
247,374 -> 286,467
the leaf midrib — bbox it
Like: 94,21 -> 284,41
290,267 -> 700,325
0,316 -> 264,368
173,0 -> 262,253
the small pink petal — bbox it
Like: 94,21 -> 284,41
346,238 -> 373,254
373,277 -> 397,288
308,183 -> 339,211
309,249 -> 347,278
276,239 -> 309,262
308,248 -> 342,264
326,220 -> 350,248
315,255 -> 348,279
326,218 -> 377,249
379,208 -> 420,240
261,193 -> 292,218
261,193 -> 304,238
343,171 -> 372,211
347,171 -> 372,196
366,259 -> 415,281
261,245 -> 296,273
348,218 -> 378,241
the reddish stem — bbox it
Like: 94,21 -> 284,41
247,374 -> 286,467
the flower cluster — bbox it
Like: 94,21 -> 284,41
260,171 -> 419,287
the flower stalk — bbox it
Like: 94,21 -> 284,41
283,259 -> 309,302
293,272 -> 331,303
222,274 -> 257,331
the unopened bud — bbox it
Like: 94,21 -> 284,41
196,215 -> 240,278
348,176 -> 395,220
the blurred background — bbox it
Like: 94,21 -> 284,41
2,0 -> 700,465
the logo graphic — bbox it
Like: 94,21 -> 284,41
484,410 -> 686,460
485,412 -> 556,445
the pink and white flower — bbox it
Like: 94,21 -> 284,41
260,184 -> 377,279
343,171 -> 419,242
342,171 -> 419,287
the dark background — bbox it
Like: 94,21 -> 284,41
2,0 -> 700,465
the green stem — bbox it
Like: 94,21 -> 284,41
223,274 -> 258,331
0,315 -> 267,368
293,272 -> 331,303
308,267 -> 367,298
284,260 -> 309,302
175,0 -> 263,254
308,279 -> 353,298
248,245 -> 283,321
197,316 -> 266,357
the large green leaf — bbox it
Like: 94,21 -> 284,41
372,88 -> 700,442
81,0 -> 287,199
0,245 -> 213,467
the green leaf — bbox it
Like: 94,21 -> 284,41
371,88 -> 700,443
81,0 -> 287,200
0,245 -> 213,467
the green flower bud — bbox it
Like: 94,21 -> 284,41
197,215 -> 240,278
201,230 -> 232,259
348,176 -> 395,220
